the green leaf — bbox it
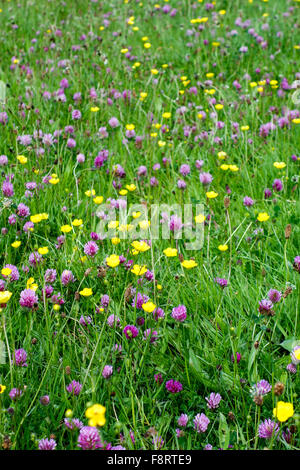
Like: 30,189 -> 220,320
218,412 -> 230,450
0,80 -> 6,106
0,340 -> 6,364
280,337 -> 297,352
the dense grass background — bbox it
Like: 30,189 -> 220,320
0,0 -> 299,450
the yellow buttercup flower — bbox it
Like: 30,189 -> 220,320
49,178 -> 59,185
139,220 -> 150,230
30,214 -> 42,224
229,165 -> 239,172
273,401 -> 294,423
162,112 -> 171,119
131,241 -> 150,252
0,384 -> 6,394
194,214 -> 206,224
132,211 -> 141,219
218,244 -> 228,252
111,237 -> 121,245
144,42 -> 151,49
85,404 -> 106,427
273,162 -> 286,169
17,155 -> 27,164
220,164 -> 229,171
126,184 -> 136,192
241,125 -> 249,131
90,107 -> 99,112
257,212 -> 270,222
106,254 -> 120,268
181,260 -> 198,269
142,301 -> 157,313
72,219 -> 83,227
38,247 -> 49,255
1,268 -> 12,277
93,196 -> 104,204
206,191 -> 218,199
0,291 -> 12,304
61,225 -> 72,233
131,264 -> 147,276
79,288 -> 93,297
163,247 -> 178,257
218,151 -> 227,160
27,278 -> 38,291
119,189 -> 128,196
11,241 -> 21,248
85,189 -> 96,197
108,221 -> 119,229
215,104 -> 224,110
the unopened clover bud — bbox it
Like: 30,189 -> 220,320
274,382 -> 285,396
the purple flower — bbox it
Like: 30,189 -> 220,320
84,241 -> 99,258
291,345 -> 300,365
0,155 -> 8,166
267,289 -> 281,303
13,348 -> 28,367
40,395 -> 50,406
2,181 -> 14,197
231,352 -> 241,363
293,255 -> 300,273
132,292 -> 149,309
199,172 -> 213,185
107,314 -> 121,328
38,438 -> 57,450
154,373 -> 163,385
204,444 -> 213,450
102,365 -> 113,379
17,203 -> 30,218
66,380 -> 82,396
258,299 -> 273,315
152,435 -> 164,450
64,418 -> 84,430
78,426 -> 102,450
178,413 -> 189,427
272,179 -> 283,192
29,251 -> 42,266
214,277 -> 228,288
193,413 -> 210,433
2,264 -> 19,281
61,270 -> 75,286
258,419 -> 279,439
166,379 -> 183,394
251,380 -> 272,396
79,315 -> 92,327
72,109 -> 82,120
19,289 -> 38,309
144,328 -> 158,343
123,325 -> 139,339
101,294 -> 110,307
44,269 -> 57,284
286,363 -> 297,374
243,196 -> 254,207
9,388 -> 23,400
108,117 -> 120,128
179,164 -> 191,176
171,305 -> 187,322
205,392 -> 222,409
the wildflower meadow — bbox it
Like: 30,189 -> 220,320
0,0 -> 299,453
